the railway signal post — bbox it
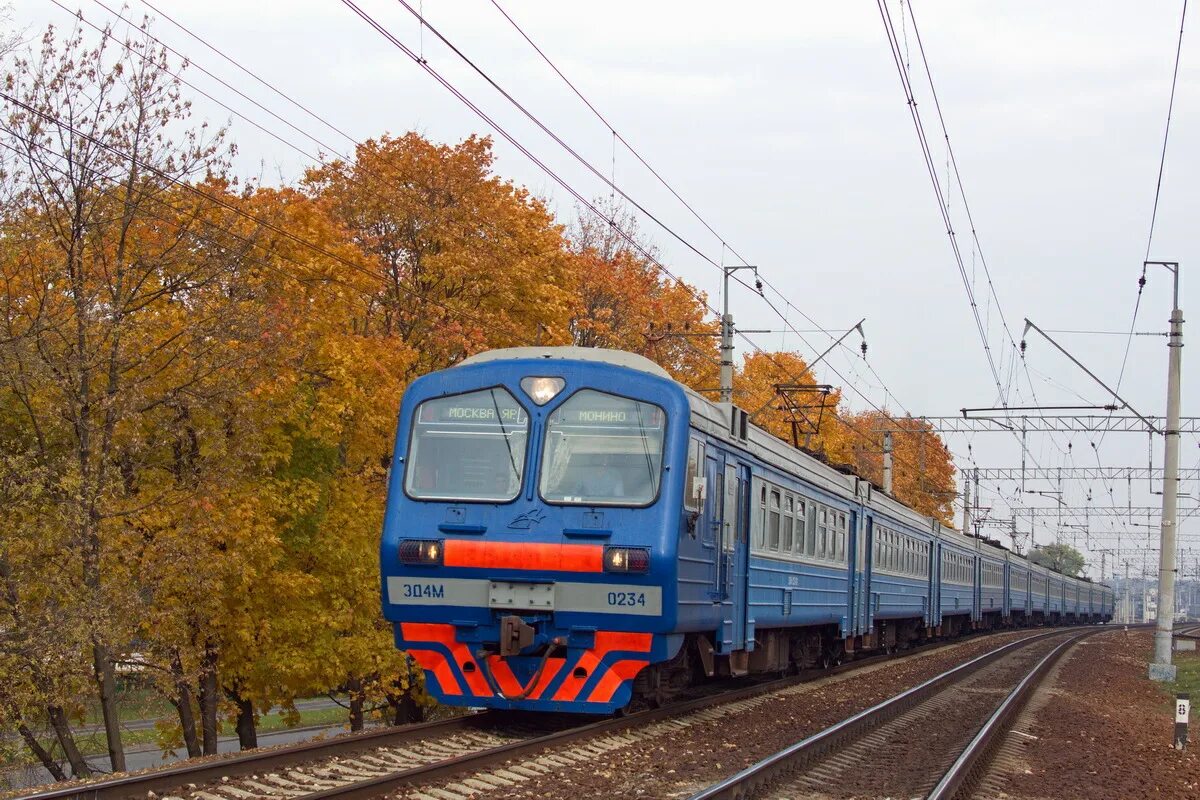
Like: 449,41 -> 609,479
1175,693 -> 1190,750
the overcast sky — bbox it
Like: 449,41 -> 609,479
11,1 -> 1199,577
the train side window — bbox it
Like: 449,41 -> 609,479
782,494 -> 794,552
768,489 -> 781,551
841,516 -> 849,562
840,513 -> 849,563
684,439 -> 706,511
753,479 -> 766,550
794,499 -> 807,556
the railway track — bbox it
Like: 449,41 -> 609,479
23,626 -> 1121,800
20,627 -> 1057,800
685,626 -> 1104,800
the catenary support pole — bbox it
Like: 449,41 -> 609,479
1151,261 -> 1183,681
883,431 -> 894,494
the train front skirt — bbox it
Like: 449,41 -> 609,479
398,623 -> 661,713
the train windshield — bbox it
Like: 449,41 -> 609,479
406,388 -> 529,502
539,389 -> 666,506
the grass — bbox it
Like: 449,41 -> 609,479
20,700 -> 362,762
1167,648 -> 1200,701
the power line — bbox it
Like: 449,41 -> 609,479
875,1 -> 1004,402
1112,0 -> 1189,401
486,0 -> 924,428
134,0 -> 358,148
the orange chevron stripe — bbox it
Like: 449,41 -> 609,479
407,649 -> 462,696
587,658 -> 649,704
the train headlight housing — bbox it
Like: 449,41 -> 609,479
399,539 -> 444,566
603,546 -> 650,574
520,376 -> 565,405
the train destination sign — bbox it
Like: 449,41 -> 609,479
419,389 -> 528,426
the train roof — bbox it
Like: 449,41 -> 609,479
458,347 -> 671,379
450,347 -> 1103,590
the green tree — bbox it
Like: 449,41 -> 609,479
1028,543 -> 1086,576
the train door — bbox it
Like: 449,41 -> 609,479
973,556 -> 982,622
931,541 -> 942,627
704,453 -> 724,602
721,462 -> 750,652
848,510 -> 864,638
860,515 -> 875,637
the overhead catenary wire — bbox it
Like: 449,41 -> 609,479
80,2 -> 1011,534
483,0 -> 936,435
1111,0 -> 1189,403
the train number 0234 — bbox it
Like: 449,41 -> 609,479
607,591 -> 646,607
402,583 -> 444,599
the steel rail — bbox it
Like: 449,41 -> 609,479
17,712 -> 488,800
684,626 -> 1108,800
293,627 -> 1094,800
18,626 -> 1089,800
925,628 -> 1101,799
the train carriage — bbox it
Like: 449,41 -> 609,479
379,347 -> 1111,715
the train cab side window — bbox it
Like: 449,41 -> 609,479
768,489 -> 781,550
782,494 -> 795,552
684,439 -> 705,511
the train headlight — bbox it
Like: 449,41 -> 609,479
603,546 -> 650,574
399,539 -> 444,566
520,376 -> 565,405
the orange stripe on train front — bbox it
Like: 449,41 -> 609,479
552,650 -> 600,701
443,540 -> 604,572
401,622 -> 493,697
408,649 -> 463,696
587,658 -> 649,704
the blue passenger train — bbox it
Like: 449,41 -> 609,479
379,347 -> 1113,714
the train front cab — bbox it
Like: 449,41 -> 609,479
379,350 -> 690,714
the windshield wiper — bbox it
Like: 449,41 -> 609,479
490,390 -> 521,482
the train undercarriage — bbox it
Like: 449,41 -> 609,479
627,612 -> 1107,708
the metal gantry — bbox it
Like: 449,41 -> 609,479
913,415 -> 1200,433
971,467 -> 1200,481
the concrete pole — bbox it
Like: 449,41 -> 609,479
973,468 -> 981,537
883,431 -> 894,494
963,475 -> 972,537
719,266 -> 734,405
1151,263 -> 1183,680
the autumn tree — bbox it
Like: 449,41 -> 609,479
0,22 -> 279,770
304,133 -> 578,372
734,352 -> 956,523
566,200 -> 719,389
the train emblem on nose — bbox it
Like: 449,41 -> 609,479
508,508 -> 547,529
